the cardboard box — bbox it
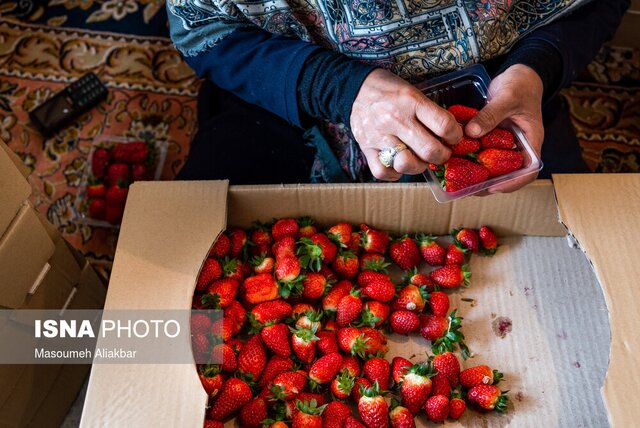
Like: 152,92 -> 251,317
612,0 -> 640,48
80,176 -> 640,427
0,146 -> 30,238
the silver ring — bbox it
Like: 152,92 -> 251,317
378,143 -> 408,168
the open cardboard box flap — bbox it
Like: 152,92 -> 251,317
82,176 -> 639,427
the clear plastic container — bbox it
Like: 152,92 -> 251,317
73,136 -> 168,228
416,64 -> 543,203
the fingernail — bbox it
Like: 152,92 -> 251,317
467,123 -> 481,137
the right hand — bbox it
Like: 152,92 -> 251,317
350,69 -> 462,181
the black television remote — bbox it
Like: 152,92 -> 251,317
29,72 -> 108,136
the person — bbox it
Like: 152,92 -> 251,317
167,0 -> 630,190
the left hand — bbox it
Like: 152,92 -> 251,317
466,64 -> 544,194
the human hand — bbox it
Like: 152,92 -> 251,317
466,64 -> 544,194
350,69 -> 463,181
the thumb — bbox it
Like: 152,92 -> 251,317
466,100 -> 510,138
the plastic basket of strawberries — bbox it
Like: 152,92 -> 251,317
416,65 -> 543,203
74,136 -> 168,227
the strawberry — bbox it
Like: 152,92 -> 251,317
400,362 -> 434,415
239,398 -> 268,428
363,276 -> 395,303
337,327 -> 369,357
436,157 -> 490,192
322,401 -> 351,428
360,224 -> 390,254
209,377 -> 252,420
452,227 -> 480,252
271,370 -> 308,401
88,198 -> 106,220
237,335 -> 267,381
250,254 -> 275,274
261,323 -> 292,357
448,104 -> 478,124
227,226 -> 248,258
203,421 -> 224,428
327,222 -> 353,247
357,301 -> 389,328
205,278 -> 238,308
337,290 -> 363,327
293,399 -> 326,428
212,343 -> 237,372
107,163 -> 129,186
250,300 -> 292,328
403,269 -> 433,289
361,327 -> 389,357
221,257 -> 245,282
251,223 -> 273,246
363,357 -> 390,391
430,264 -> 471,288
259,355 -> 294,387
272,218 -> 299,241
392,283 -> 427,313
420,310 -> 469,358
324,318 -> 338,332
388,403 -> 415,428
477,148 -> 524,177
415,234 -> 445,266
449,390 -> 466,419
445,243 -> 467,265
291,326 -> 319,363
424,395 -> 449,422
480,127 -> 515,150
105,183 -> 128,224
317,330 -> 339,355
429,373 -> 450,398
209,233 -> 231,258
131,163 -> 148,181
344,416 -> 367,428
309,352 -> 344,386
357,270 -> 388,288
428,291 -> 450,317
112,141 -> 149,163
451,136 -> 481,156
298,234 -> 338,270
432,352 -> 460,387
223,300 -> 246,334
210,317 -> 233,342
391,356 -> 412,384
296,309 -> 323,332
275,254 -> 302,283
332,251 -> 359,280
390,310 -> 419,334
479,225 -> 498,255
298,216 -> 317,238
86,183 -> 106,198
459,365 -> 503,388
191,333 -> 209,363
467,385 -> 509,412
302,272 -> 328,300
319,264 -> 337,283
243,273 -> 279,304
191,313 -> 212,335
196,259 -> 223,292
358,382 -> 389,428
291,303 -> 314,318
273,236 -> 296,259
340,355 -> 361,377
91,148 -> 110,178
348,232 -> 363,255
359,253 -> 388,271
199,365 -> 223,398
351,377 -> 372,403
388,236 -> 420,270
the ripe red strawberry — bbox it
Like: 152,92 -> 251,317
344,416 -> 367,428
271,370 -> 308,401
459,365 -> 503,388
388,403 -> 415,428
323,401 -> 351,428
209,233 -> 231,258
428,291 -> 450,317
112,141 -> 149,163
436,157 -> 490,192
351,377 -> 372,403
337,327 -> 369,357
415,234 -> 445,266
430,264 -> 471,288
295,309 -> 323,332
360,224 -> 390,254
298,233 -> 338,270
324,318 -> 338,332
445,243 -> 467,265
237,335 -> 267,381
400,362 -> 434,415
105,184 -> 128,224
388,236 -> 420,270
451,136 -> 481,156
131,163 -> 149,181
292,303 -> 315,319
449,391 -> 466,419
429,373 -> 450,398
273,236 -> 296,259
421,311 -> 469,358
251,223 -> 273,246
291,326 -> 319,363
340,355 -> 361,377
261,323 -> 292,357
322,279 -> 352,313
479,225 -> 498,255
392,283 -> 427,313
424,395 -> 449,422
298,216 -> 317,238
302,272 -> 328,300
223,300 -> 246,335
88,198 -> 106,220
348,232 -> 363,255
362,276 -> 395,303
222,257 -> 245,282
190,313 -> 212,335
293,399 -> 326,428
390,310 -> 419,334
259,355 -> 294,387
243,273 -> 279,304
250,300 -> 292,327
358,301 -> 389,328
191,333 -> 209,363
250,254 -> 275,274
239,397 -> 268,428
91,148 -> 110,178
212,343 -> 237,372
404,269 -> 433,289
227,226 -> 248,258
432,352 -> 460,387
452,227 -> 480,252
467,385 -> 509,412
391,356 -> 412,384
87,183 -> 106,198
327,222 -> 353,247
275,254 -> 302,283
332,250 -> 359,280
480,127 -> 515,150
203,420 -> 224,428
310,352 -> 343,385
316,330 -> 339,355
205,277 -> 238,308
272,218 -> 299,241
209,377 -> 252,420
198,366 -> 223,398
358,382 -> 389,428
210,317 -> 233,342
357,270 -> 389,288
107,163 -> 129,186
361,327 -> 389,357
363,358 -> 390,391
448,104 -> 478,124
477,148 -> 524,177
359,253 -> 389,271
337,290 -> 363,327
